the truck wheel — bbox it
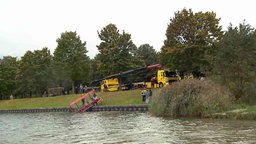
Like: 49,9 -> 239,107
159,83 -> 163,88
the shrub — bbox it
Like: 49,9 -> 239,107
244,82 -> 256,104
149,79 -> 232,118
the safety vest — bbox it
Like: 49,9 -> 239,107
141,89 -> 147,95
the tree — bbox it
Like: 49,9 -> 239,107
97,23 -> 143,77
89,54 -> 103,82
15,48 -> 53,97
214,22 -> 256,102
161,8 -> 223,76
53,31 -> 90,93
135,44 -> 158,66
0,56 -> 17,100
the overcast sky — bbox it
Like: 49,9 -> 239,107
0,0 -> 255,59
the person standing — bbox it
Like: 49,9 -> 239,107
83,85 -> 88,93
79,84 -> 84,93
82,98 -> 85,106
141,88 -> 147,102
148,89 -> 152,103
146,89 -> 149,104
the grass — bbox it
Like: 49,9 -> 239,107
246,105 -> 256,113
208,105 -> 256,120
0,89 -> 144,110
99,90 -> 144,106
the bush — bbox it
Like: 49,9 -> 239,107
244,82 -> 256,104
149,79 -> 232,118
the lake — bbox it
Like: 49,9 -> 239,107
1,112 -> 256,143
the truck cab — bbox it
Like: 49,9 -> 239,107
155,69 -> 168,87
147,69 -> 169,88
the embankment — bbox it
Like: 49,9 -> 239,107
0,105 -> 148,113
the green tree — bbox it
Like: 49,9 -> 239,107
53,31 -> 90,93
214,22 -> 256,102
15,48 -> 53,97
0,56 -> 17,100
161,8 -> 223,76
89,54 -> 103,82
135,44 -> 158,66
97,23 -> 143,76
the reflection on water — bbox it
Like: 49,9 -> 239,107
1,112 -> 256,144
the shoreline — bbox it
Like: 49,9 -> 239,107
1,105 -> 255,120
0,105 -> 148,113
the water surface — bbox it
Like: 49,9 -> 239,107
1,112 -> 256,143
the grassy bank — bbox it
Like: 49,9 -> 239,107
208,104 -> 256,120
0,89 -> 143,110
1,87 -> 255,120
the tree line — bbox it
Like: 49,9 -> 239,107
1,8 -> 255,104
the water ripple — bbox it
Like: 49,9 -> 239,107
1,112 -> 256,143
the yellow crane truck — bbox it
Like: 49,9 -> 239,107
90,64 -> 179,92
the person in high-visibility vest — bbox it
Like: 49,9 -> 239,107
141,89 -> 147,102
188,72 -> 194,79
184,72 -> 194,80
184,73 -> 188,80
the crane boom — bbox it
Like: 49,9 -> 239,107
90,64 -> 163,85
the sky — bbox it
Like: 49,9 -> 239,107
0,0 -> 255,59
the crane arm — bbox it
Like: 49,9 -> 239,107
89,64 -> 163,85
